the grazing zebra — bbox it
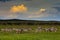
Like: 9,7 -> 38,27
27,28 -> 33,31
1,28 -> 12,32
23,28 -> 29,33
13,28 -> 23,33
49,27 -> 57,32
35,27 -> 42,33
44,27 -> 57,32
44,28 -> 50,32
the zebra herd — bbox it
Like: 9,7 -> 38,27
0,27 -> 58,33
35,27 -> 57,33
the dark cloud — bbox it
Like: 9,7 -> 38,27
0,0 -> 32,2
53,3 -> 60,5
0,0 -> 12,2
53,7 -> 60,11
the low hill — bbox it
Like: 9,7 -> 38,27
0,19 -> 60,25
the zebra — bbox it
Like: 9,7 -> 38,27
13,28 -> 23,33
1,28 -> 12,32
35,27 -> 43,33
49,27 -> 57,32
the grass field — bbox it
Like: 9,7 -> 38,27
0,24 -> 60,40
0,32 -> 60,40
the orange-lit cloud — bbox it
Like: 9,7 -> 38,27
10,4 -> 27,13
39,8 -> 46,13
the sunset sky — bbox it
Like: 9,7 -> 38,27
0,0 -> 60,21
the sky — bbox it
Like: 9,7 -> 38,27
0,0 -> 60,21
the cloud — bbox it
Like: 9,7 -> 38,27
28,8 -> 46,18
10,4 -> 28,13
6,14 -> 17,19
52,7 -> 60,11
5,8 -> 46,19
39,8 -> 46,13
0,7 -> 59,20
27,8 -> 58,18
0,0 -> 12,2
35,8 -> 46,14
